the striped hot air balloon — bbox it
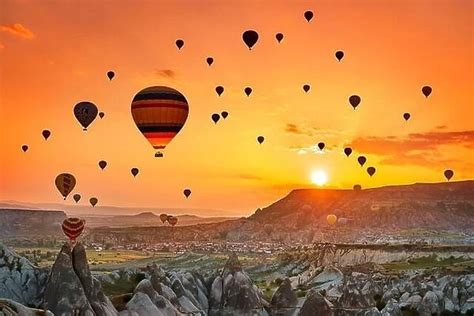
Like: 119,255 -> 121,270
131,86 -> 189,157
55,173 -> 76,200
61,218 -> 85,242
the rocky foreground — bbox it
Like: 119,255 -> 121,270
1,242 -> 474,315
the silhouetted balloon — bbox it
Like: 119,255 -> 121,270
131,168 -> 139,177
326,214 -> 337,225
242,30 -> 259,50
183,189 -> 191,198
62,218 -> 85,241
42,130 -> 51,140
422,86 -> 432,98
99,112 -> 105,119
55,173 -> 76,200
353,184 -> 362,191
98,160 -> 107,170
159,214 -> 168,224
367,166 -> 376,177
206,57 -> 214,66
21,145 -> 28,152
215,86 -> 224,96
349,95 -> 361,109
264,224 -> 273,235
107,71 -> 115,80
444,169 -> 454,181
358,156 -> 367,167
403,113 -> 411,121
168,216 -> 178,226
211,113 -> 220,124
257,136 -> 265,144
244,87 -> 252,96
335,50 -> 344,61
175,39 -> 184,50
344,147 -> 352,157
221,111 -> 229,119
303,84 -> 310,93
275,33 -> 284,43
74,101 -> 98,131
73,194 -> 81,203
318,142 -> 325,150
89,197 -> 98,207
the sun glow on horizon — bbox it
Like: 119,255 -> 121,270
310,170 -> 328,187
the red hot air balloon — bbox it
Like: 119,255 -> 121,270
344,147 -> 352,157
444,169 -> 454,181
175,39 -> 184,50
131,168 -> 139,177
62,218 -> 85,242
367,166 -> 376,177
21,145 -> 28,152
257,136 -> 265,144
183,189 -> 191,198
42,130 -> 51,140
304,10 -> 314,22
357,156 -> 367,167
303,84 -> 310,93
215,86 -> 224,96
242,30 -> 259,50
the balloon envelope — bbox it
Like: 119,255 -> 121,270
131,168 -> 139,177
357,156 -> 367,166
99,112 -> 105,119
304,10 -> 314,22
211,113 -> 220,124
335,51 -> 344,61
206,57 -> 214,66
257,136 -> 265,144
244,87 -> 252,96
444,169 -> 454,181
183,189 -> 191,198
349,95 -> 361,109
275,33 -> 284,43
215,86 -> 224,96
175,39 -> 184,50
159,214 -> 168,223
73,194 -> 81,203
344,147 -> 352,157
62,218 -> 85,241
403,113 -> 410,121
74,101 -> 98,131
318,142 -> 325,150
42,130 -> 51,140
303,84 -> 310,93
107,71 -> 115,80
168,216 -> 178,226
353,184 -> 362,191
326,214 -> 337,225
242,30 -> 259,49
89,197 -> 98,207
221,111 -> 229,119
422,86 -> 432,98
55,173 -> 76,200
21,145 -> 28,152
367,167 -> 376,177
98,160 -> 107,170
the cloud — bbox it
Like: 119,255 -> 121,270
284,123 -> 315,136
0,23 -> 34,39
155,69 -> 175,78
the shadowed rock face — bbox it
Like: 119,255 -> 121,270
271,278 -> 297,315
298,291 -> 333,316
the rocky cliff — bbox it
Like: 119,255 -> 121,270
0,209 -> 66,237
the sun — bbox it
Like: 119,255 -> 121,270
310,170 -> 328,186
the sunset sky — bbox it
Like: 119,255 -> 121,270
0,0 -> 473,216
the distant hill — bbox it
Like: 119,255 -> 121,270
0,209 -> 66,237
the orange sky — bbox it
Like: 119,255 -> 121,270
0,0 -> 473,216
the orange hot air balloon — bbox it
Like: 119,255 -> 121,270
159,213 -> 168,224
131,86 -> 189,157
168,216 -> 178,226
326,214 -> 337,226
62,218 -> 85,241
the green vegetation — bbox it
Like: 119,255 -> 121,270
383,255 -> 474,271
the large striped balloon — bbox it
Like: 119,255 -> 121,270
61,217 -> 85,241
55,173 -> 76,200
131,86 -> 189,156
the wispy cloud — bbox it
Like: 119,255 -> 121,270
155,69 -> 175,78
284,123 -> 315,136
0,23 -> 34,39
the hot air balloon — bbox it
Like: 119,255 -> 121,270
160,213 -> 168,224
353,184 -> 362,191
304,10 -> 314,22
318,142 -> 325,150
242,30 -> 259,50
175,39 -> 184,50
344,147 -> 352,157
275,33 -> 284,43
303,84 -> 310,93
99,112 -> 105,119
21,145 -> 28,152
206,57 -> 214,66
168,216 -> 178,226
367,166 -> 376,177
74,101 -> 98,131
131,86 -> 189,157
257,136 -> 265,144
73,194 -> 81,203
107,71 -> 115,80
98,160 -> 107,170
349,95 -> 361,110
264,224 -> 273,235
357,156 -> 367,167
244,87 -> 252,96
62,218 -> 85,242
422,86 -> 432,98
335,50 -> 344,61
221,111 -> 229,119
183,189 -> 191,198
403,113 -> 411,121
326,214 -> 337,225
215,86 -> 224,96
444,169 -> 454,181
42,130 -> 51,140
89,197 -> 98,207
131,167 -> 139,177
211,113 -> 220,124
55,173 -> 76,200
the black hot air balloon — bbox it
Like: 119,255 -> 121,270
422,86 -> 432,98
335,50 -> 344,61
42,130 -> 51,140
55,173 -> 76,200
215,86 -> 224,96
98,160 -> 107,170
73,194 -> 81,203
242,30 -> 259,50
303,84 -> 310,93
357,156 -> 367,167
275,33 -> 284,43
175,39 -> 184,50
349,95 -> 361,110
304,10 -> 314,22
183,189 -> 191,198
131,168 -> 139,177
211,113 -> 220,124
206,57 -> 214,66
444,169 -> 454,181
21,145 -> 28,152
221,111 -> 229,119
257,136 -> 265,144
317,142 -> 325,150
367,167 -> 376,177
344,147 -> 352,157
74,101 -> 98,131
99,112 -> 105,119
89,197 -> 98,207
403,113 -> 411,121
244,87 -> 252,97
107,71 -> 115,80
353,184 -> 362,191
